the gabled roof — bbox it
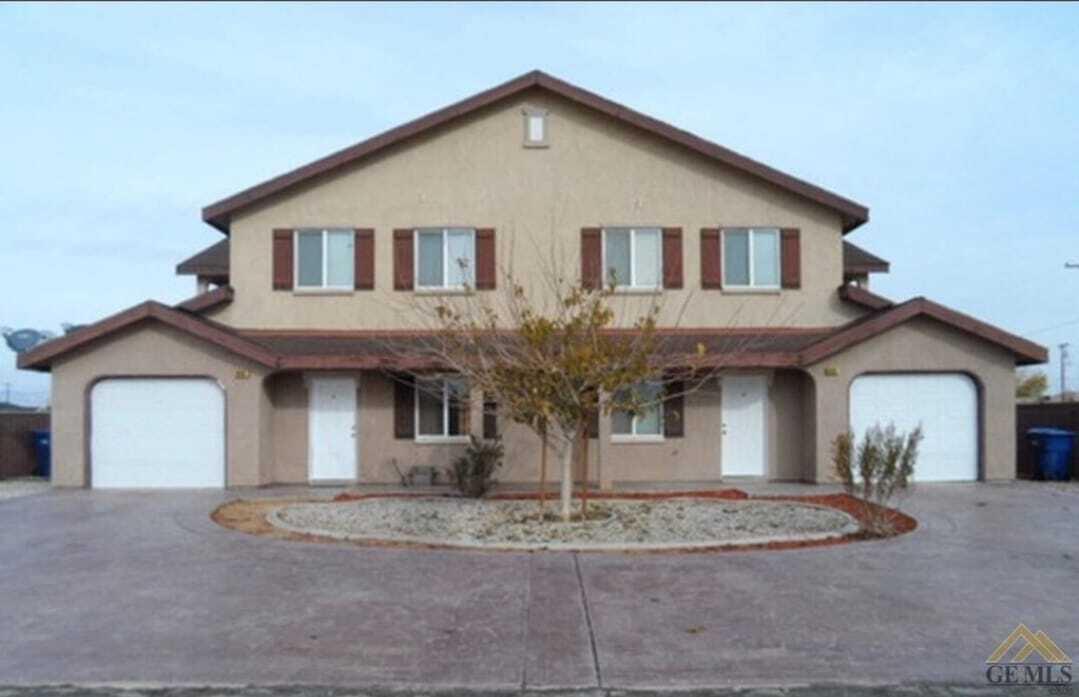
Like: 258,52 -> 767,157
20,293 -> 1044,371
801,297 -> 1047,366
176,239 -> 229,277
843,241 -> 890,275
17,300 -> 275,371
202,70 -> 870,233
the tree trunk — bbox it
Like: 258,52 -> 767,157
579,425 -> 590,519
559,430 -> 576,521
538,424 -> 548,520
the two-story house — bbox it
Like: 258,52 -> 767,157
20,71 -> 1046,489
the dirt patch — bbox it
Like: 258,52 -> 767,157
213,489 -> 916,554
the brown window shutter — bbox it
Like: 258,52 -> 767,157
700,228 -> 722,289
475,228 -> 496,290
483,399 -> 498,439
662,227 -> 683,289
587,409 -> 599,439
393,374 -> 415,439
581,227 -> 602,290
354,228 -> 374,290
664,381 -> 685,438
393,229 -> 413,291
781,228 -> 801,289
272,229 -> 293,290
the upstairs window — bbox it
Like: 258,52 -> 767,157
416,228 -> 475,290
296,229 -> 354,290
603,227 -> 661,290
611,381 -> 664,438
416,376 -> 470,441
723,227 -> 779,289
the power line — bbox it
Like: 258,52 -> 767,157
1025,317 -> 1079,337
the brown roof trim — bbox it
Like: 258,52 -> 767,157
202,70 -> 869,233
800,297 -> 1047,366
176,239 -> 229,276
238,326 -> 833,339
837,283 -> 894,311
842,241 -> 890,274
175,285 -> 234,314
17,300 -> 277,372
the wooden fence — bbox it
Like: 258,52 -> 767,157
1016,402 -> 1079,479
0,411 -> 49,479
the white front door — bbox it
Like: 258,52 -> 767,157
721,375 -> 768,477
308,376 -> 358,482
849,373 -> 978,481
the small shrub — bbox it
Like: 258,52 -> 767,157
832,423 -> 923,536
451,435 -> 504,498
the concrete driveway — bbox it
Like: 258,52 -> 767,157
1,482 -> 1077,690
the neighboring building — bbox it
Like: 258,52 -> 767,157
19,71 -> 1046,489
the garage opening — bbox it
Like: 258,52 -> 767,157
849,373 -> 978,482
90,378 -> 225,488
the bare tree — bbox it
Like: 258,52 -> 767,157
384,238 -> 769,521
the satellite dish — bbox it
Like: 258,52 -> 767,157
2,328 -> 56,354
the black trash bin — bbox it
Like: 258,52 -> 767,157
30,429 -> 50,479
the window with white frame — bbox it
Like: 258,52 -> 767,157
522,107 -> 548,147
416,228 -> 475,290
611,381 -> 664,438
416,376 -> 470,440
603,227 -> 661,289
295,229 -> 354,290
722,227 -> 780,289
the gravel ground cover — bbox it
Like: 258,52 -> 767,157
0,477 -> 49,500
268,497 -> 860,550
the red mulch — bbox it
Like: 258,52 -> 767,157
328,487 -> 916,554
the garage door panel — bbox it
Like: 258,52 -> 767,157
91,378 -> 225,488
850,374 -> 977,482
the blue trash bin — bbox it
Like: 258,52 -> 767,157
1027,427 -> 1075,481
30,429 -> 50,479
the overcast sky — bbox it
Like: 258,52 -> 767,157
2,2 -> 1077,406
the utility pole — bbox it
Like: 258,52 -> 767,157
1060,343 -> 1070,400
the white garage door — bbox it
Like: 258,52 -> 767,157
91,378 -> 225,488
849,373 -> 977,482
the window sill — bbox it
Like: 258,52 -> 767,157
609,287 -> 663,296
610,435 -> 666,444
721,287 -> 782,295
414,287 -> 474,297
293,288 -> 355,296
414,435 -> 471,445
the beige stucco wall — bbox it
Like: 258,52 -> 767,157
263,369 -> 812,486
48,323 -> 272,488
804,316 -> 1018,482
213,88 -> 860,331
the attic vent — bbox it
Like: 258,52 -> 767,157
522,106 -> 548,148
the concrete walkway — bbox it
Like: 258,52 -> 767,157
0,482 -> 1076,690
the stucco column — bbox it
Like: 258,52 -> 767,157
805,365 -> 846,483
226,373 -> 272,487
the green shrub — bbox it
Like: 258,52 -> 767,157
451,435 -> 504,498
832,423 -> 923,536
